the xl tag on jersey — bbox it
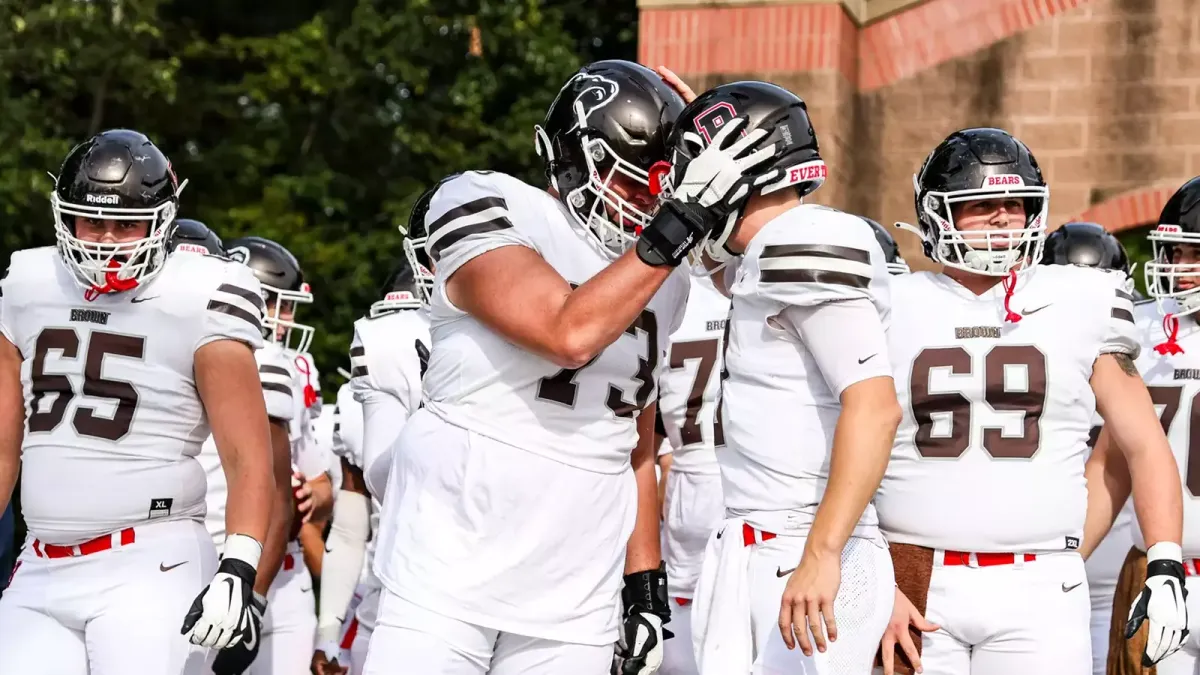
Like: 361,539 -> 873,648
1065,536 -> 1080,550
148,498 -> 173,518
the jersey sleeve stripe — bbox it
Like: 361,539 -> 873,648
216,283 -> 266,312
1112,288 -> 1135,323
350,346 -> 365,358
760,269 -> 870,288
262,381 -> 292,396
760,244 -> 870,265
207,299 -> 262,330
1116,289 -> 1136,302
1111,307 -> 1134,323
428,196 -> 507,234
259,364 -> 290,377
350,365 -> 369,377
428,216 -> 514,263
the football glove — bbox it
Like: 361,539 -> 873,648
636,115 -> 780,267
612,566 -> 673,675
181,533 -> 262,649
1126,541 -> 1190,666
211,592 -> 267,674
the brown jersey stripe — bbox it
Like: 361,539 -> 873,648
216,283 -> 265,311
350,345 -> 366,357
428,196 -> 508,235
262,382 -> 292,396
761,268 -> 870,288
1111,307 -> 1134,323
207,299 -> 261,329
429,216 -> 514,262
258,364 -> 290,377
351,365 -> 369,377
1115,289 -> 1135,302
760,244 -> 870,264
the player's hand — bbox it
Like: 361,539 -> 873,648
879,586 -> 940,675
181,534 -> 262,649
655,66 -> 696,104
310,649 -> 349,675
1126,542 -> 1189,666
611,568 -> 673,675
778,545 -> 840,656
294,471 -> 314,522
636,116 -> 779,267
212,592 -> 267,675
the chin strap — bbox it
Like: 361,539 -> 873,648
293,354 -> 319,408
1155,313 -> 1185,355
1001,269 -> 1022,323
83,260 -> 139,302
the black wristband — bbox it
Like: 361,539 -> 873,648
635,199 -> 712,268
622,566 -> 671,624
1148,558 -> 1187,585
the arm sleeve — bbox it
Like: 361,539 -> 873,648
356,387 -> 411,497
315,488 -> 370,650
1100,282 -> 1140,358
196,261 -> 266,352
780,297 -> 892,398
331,385 -> 365,469
255,352 -> 295,423
425,171 -> 537,283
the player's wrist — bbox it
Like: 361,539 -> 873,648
621,565 -> 671,623
223,533 -> 263,571
1147,541 -> 1184,563
316,622 -> 341,647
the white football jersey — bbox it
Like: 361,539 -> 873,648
1129,299 -> 1200,557
1,247 -> 264,545
421,171 -> 690,473
202,342 -> 296,546
720,205 -> 892,527
878,266 -> 1139,552
657,275 -> 729,474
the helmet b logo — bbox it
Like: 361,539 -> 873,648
694,102 -> 743,144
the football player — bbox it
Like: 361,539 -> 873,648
170,223 -> 300,675
362,60 -> 776,675
877,128 -> 1184,675
861,216 -> 911,275
313,255 -> 432,675
224,236 -> 334,675
655,269 -> 730,675
1037,221 -> 1137,675
1086,177 -> 1200,675
672,82 -> 900,675
0,129 -> 273,673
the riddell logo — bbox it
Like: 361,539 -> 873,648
984,174 -> 1024,187
84,193 -> 120,205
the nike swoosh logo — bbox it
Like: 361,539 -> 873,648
242,610 -> 259,651
300,586 -> 313,593
1062,581 -> 1083,592
160,561 -> 187,572
716,528 -> 724,540
1023,304 -> 1052,315
858,354 -> 877,364
777,566 -> 797,578
131,296 -> 159,304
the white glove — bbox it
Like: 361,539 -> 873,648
181,533 -> 262,649
612,611 -> 666,675
666,116 -> 779,210
1126,541 -> 1190,666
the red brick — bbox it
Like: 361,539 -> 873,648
1018,54 -> 1089,84
1016,119 -> 1088,152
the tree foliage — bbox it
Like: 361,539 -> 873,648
0,0 -> 635,387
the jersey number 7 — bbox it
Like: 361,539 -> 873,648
28,327 -> 146,442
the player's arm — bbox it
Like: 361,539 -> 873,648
315,458 -> 370,663
626,403 -> 664,575
0,335 -> 22,514
254,418 -> 294,595
1091,353 -> 1183,549
1081,426 -> 1132,559
305,472 -> 334,523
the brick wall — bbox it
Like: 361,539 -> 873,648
639,0 -> 1200,268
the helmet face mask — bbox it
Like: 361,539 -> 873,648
225,236 -> 315,354
401,184 -> 438,306
52,129 -> 184,293
536,61 -> 685,257
262,283 -> 314,353
1146,177 -> 1200,318
859,216 -> 909,275
911,128 -> 1049,277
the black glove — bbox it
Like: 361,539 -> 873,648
612,567 -> 673,675
212,592 -> 267,675
636,115 -> 781,267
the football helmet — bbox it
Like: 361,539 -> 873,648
665,81 -> 825,263
169,219 -> 225,256
370,263 -> 425,317
535,60 -> 685,256
1042,221 -> 1132,275
905,128 -> 1049,276
224,236 -> 314,353
1146,176 -> 1200,317
860,216 -> 910,275
399,184 -> 438,305
52,129 -> 186,294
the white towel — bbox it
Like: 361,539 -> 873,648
692,517 -> 755,675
